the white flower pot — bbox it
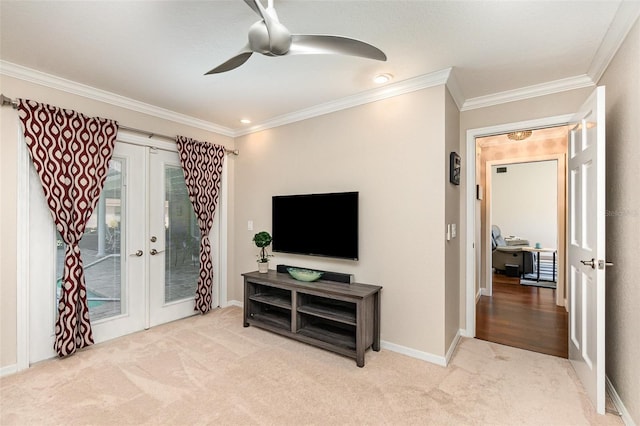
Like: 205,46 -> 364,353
258,261 -> 269,273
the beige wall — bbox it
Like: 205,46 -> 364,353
599,17 -> 640,423
444,90 -> 461,349
491,160 -> 558,248
233,86 -> 453,356
0,77 -> 18,368
0,75 -> 235,369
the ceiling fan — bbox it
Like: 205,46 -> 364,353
205,0 -> 387,75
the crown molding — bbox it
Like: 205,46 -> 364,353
235,68 -> 454,136
588,1 -> 640,83
461,74 -> 595,111
0,60 -> 235,137
1,60 -> 455,138
444,70 -> 464,110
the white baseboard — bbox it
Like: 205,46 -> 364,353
459,328 -> 473,338
0,364 -> 18,377
480,288 -> 490,297
381,340 -> 447,367
444,330 -> 462,366
476,288 -> 482,303
224,300 -> 243,308
606,376 -> 636,426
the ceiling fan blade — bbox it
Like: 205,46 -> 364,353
243,0 -> 264,18
205,49 -> 253,75
289,35 -> 387,61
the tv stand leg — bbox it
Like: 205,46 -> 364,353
356,302 -> 365,367
372,292 -> 381,352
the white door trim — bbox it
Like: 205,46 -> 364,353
464,114 -> 574,337
16,127 -> 30,371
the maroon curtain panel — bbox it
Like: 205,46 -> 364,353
176,136 -> 225,314
18,99 -> 118,357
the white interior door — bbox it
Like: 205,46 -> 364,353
567,86 -> 606,414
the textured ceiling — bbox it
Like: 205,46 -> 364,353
1,1 -> 638,134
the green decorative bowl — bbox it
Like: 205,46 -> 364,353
287,267 -> 324,282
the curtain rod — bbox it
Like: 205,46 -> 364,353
0,94 -> 239,156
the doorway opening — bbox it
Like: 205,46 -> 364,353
473,125 -> 569,357
464,88 -> 607,413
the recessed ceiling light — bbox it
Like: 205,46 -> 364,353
373,73 -> 393,84
240,118 -> 251,124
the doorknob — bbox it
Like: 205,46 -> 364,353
580,258 -> 596,269
130,250 -> 143,257
598,260 -> 614,269
150,248 -> 165,255
150,236 -> 157,242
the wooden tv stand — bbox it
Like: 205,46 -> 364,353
242,270 -> 382,367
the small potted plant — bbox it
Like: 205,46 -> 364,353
253,231 -> 273,273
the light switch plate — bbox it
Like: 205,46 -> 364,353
248,220 -> 253,231
451,224 -> 457,238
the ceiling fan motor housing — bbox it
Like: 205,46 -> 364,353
248,19 -> 292,56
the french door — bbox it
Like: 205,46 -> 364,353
148,147 -> 220,327
29,137 -> 219,363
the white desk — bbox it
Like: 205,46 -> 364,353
521,247 -> 557,282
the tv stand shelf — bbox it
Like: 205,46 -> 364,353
243,270 -> 382,367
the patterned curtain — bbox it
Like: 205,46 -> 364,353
176,136 -> 225,314
18,99 -> 118,357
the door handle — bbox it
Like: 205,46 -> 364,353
130,250 -> 144,257
598,260 -> 614,269
150,248 -> 165,255
580,258 -> 596,269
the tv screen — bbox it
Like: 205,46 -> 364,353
272,191 -> 358,260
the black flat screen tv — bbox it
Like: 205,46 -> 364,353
272,191 -> 358,260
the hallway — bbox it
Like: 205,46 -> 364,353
476,273 -> 568,358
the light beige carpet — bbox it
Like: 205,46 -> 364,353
0,306 -> 622,425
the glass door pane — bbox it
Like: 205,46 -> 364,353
149,149 -> 218,327
164,165 -> 200,303
56,159 -> 124,322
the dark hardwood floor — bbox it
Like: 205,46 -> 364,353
476,273 -> 568,358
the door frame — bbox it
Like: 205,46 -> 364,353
464,114 -> 573,337
16,129 -> 230,369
